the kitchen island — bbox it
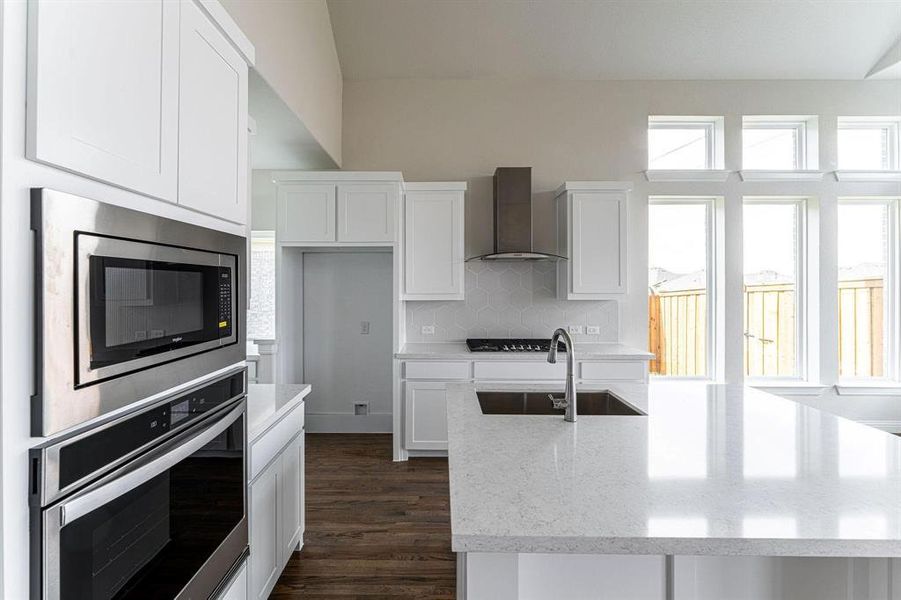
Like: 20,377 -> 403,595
448,381 -> 901,599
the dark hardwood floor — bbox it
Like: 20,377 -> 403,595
271,434 -> 455,599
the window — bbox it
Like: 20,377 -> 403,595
247,231 -> 275,340
838,199 -> 898,380
742,116 -> 816,170
648,200 -> 713,377
838,118 -> 900,171
743,200 -> 804,379
648,117 -> 723,170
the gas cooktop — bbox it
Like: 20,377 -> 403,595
465,338 -> 565,353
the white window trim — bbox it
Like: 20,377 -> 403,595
648,197 -> 721,381
742,118 -> 808,171
836,197 -> 901,385
837,118 -> 901,172
648,116 -> 725,171
743,197 -> 809,384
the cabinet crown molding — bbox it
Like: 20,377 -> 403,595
555,181 -> 633,196
272,171 -> 404,183
405,182 -> 467,192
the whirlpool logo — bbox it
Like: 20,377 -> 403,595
172,337 -> 183,343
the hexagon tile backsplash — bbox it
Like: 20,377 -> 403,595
405,262 -> 619,342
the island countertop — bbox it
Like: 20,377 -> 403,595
447,381 -> 901,557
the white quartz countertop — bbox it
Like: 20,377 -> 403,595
247,383 -> 310,442
397,342 -> 653,360
447,381 -> 901,557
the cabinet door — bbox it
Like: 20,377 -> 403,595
570,192 -> 627,295
26,0 -> 179,200
278,184 -> 337,242
404,382 -> 449,451
404,191 -> 464,300
177,0 -> 248,224
249,457 -> 281,600
280,433 -> 304,560
337,184 -> 397,242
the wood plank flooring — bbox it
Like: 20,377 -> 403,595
271,434 -> 455,599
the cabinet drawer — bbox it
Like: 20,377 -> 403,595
250,404 -> 304,481
580,361 -> 646,381
403,361 -> 470,380
473,361 -> 566,381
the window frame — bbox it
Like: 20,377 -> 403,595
648,117 -> 723,170
836,197 -> 901,384
742,119 -> 808,171
648,197 -> 718,381
837,119 -> 901,171
742,197 -> 808,383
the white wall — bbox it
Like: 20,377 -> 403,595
343,79 -> 901,406
221,0 -> 343,166
302,252 -> 394,432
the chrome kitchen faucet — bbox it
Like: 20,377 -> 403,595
547,328 -> 577,422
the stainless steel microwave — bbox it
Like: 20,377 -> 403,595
32,189 -> 246,436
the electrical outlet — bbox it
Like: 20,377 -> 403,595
567,325 -> 583,335
354,402 -> 369,416
421,325 -> 436,335
586,325 -> 601,335
360,321 -> 370,335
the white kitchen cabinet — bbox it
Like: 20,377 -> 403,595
26,0 -> 180,200
280,433 -> 304,559
404,381 -> 449,451
177,0 -> 248,224
338,183 -> 397,242
556,182 -> 631,299
275,178 -> 400,244
216,560 -> 248,600
278,184 -> 337,243
248,428 -> 305,599
403,183 -> 466,300
249,455 -> 281,600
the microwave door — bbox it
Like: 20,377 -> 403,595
75,235 -> 237,387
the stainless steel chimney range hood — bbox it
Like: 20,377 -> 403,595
468,167 -> 566,261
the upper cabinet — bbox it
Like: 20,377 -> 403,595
26,0 -> 253,225
274,173 -> 402,245
177,0 -> 249,224
556,182 -> 631,300
26,0 -> 180,200
338,184 -> 396,242
403,183 -> 466,301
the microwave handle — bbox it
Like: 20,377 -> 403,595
59,401 -> 244,527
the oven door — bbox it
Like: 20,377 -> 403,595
76,234 -> 238,387
39,401 -> 247,600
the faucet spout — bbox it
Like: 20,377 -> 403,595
547,328 -> 577,422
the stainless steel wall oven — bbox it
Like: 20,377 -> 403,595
30,368 -> 248,600
32,189 -> 246,436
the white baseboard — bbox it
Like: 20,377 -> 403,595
304,412 -> 393,433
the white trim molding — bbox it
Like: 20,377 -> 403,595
740,170 -> 825,182
834,170 -> 901,182
750,384 -> 830,397
644,169 -> 730,182
835,384 -> 901,397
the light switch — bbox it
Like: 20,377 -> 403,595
361,321 -> 370,335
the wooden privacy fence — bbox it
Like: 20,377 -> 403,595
649,278 -> 884,377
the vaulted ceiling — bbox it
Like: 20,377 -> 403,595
327,0 -> 901,80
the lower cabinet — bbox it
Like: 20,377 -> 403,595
249,431 -> 305,599
404,381 -> 449,451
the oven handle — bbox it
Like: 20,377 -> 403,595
59,401 -> 245,527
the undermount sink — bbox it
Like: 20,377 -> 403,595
476,391 -> 645,416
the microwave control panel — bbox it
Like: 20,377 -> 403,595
218,267 -> 233,338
